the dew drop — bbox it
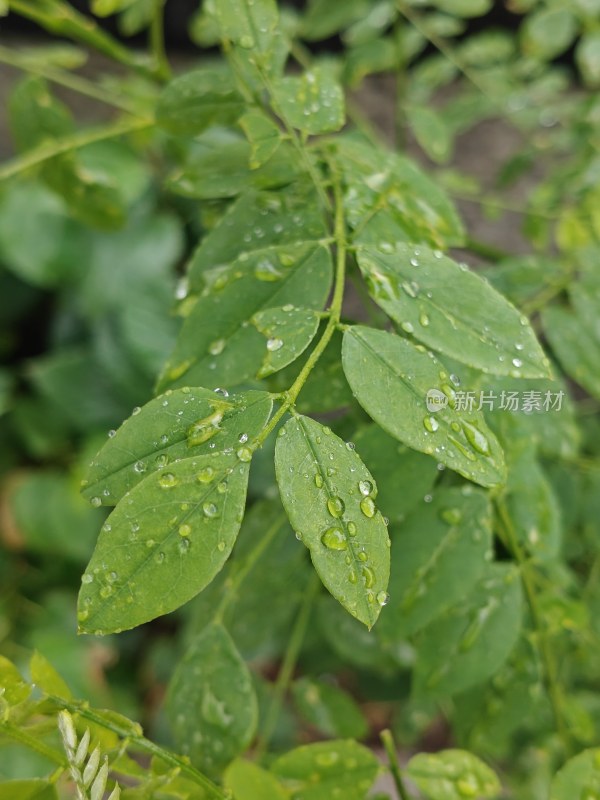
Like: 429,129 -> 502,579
217,480 -> 228,494
100,586 -> 113,599
108,429 -> 116,438
213,387 -> 229,398
203,502 -> 218,518
238,432 -> 248,444
358,480 -> 373,496
197,467 -> 215,483
423,416 -> 439,433
314,473 -> 324,488
360,496 -> 376,518
362,566 -> 375,588
266,337 -> 284,352
321,526 -> 347,550
179,523 -> 192,537
90,496 -> 102,508
376,591 -> 389,606
82,574 -> 93,584
217,541 -> 226,552
441,507 -> 462,525
159,472 -> 178,489
346,441 -> 355,450
327,496 -> 345,518
462,421 -> 491,456
237,447 -> 252,462
208,338 -> 226,356
512,357 -> 523,368
347,521 -> 357,536
133,460 -> 146,474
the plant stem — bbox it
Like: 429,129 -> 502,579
0,117 -> 154,181
150,0 -> 172,82
254,574 -> 320,758
380,729 -> 412,800
0,45 -> 146,115
250,155 -> 348,450
7,0 -> 155,78
47,698 -> 227,799
495,498 -> 571,753
213,512 -> 286,623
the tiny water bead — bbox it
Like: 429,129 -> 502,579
266,337 -> 284,351
208,338 -> 226,356
462,421 -> 491,456
82,573 -> 93,584
196,466 -> 215,483
360,496 -> 376,518
133,460 -> 146,474
217,480 -> 228,494
423,416 -> 439,433
179,523 -> 192,537
358,480 -> 373,496
327,496 -> 345,518
441,507 -> 463,525
321,527 -> 348,550
90,496 -> 102,508
238,432 -> 248,444
236,446 -> 252,462
376,591 -> 389,607
213,387 -> 229,398
159,472 -> 178,489
203,502 -> 218,518
347,521 -> 357,536
361,566 -> 375,588
314,473 -> 324,488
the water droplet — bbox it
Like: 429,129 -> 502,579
254,258 -> 282,281
133,460 -> 146,474
217,480 -> 228,494
401,321 -> 415,333
238,432 -> 248,443
208,338 -> 226,356
376,591 -> 389,606
321,526 -> 347,550
424,494 -> 433,503
423,416 -> 439,433
327,496 -> 345,517
90,496 -> 102,508
361,566 -> 375,588
346,441 -> 355,450
159,472 -> 178,489
410,257 -> 419,267
237,447 -> 252,462
82,573 -> 93,584
197,467 -> 215,483
155,551 -> 166,564
462,421 -> 491,456
108,429 -> 116,438
347,521 -> 357,536
178,537 -> 190,553
441,507 -> 462,525
203,502 -> 218,518
179,523 -> 192,537
217,540 -> 226,552
266,337 -> 283,351
401,280 -> 419,298
131,406 -> 141,416
314,473 -> 324,488
358,480 -> 373,496
512,357 -> 523,368
100,585 -> 113,599
360,496 -> 376,518
419,312 -> 430,327
213,387 -> 229,398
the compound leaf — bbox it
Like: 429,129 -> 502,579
275,414 -> 390,629
272,65 -> 345,135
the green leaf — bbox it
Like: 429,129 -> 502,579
270,740 -> 380,800
166,623 -> 258,777
378,487 -> 493,641
251,306 -> 320,378
351,424 -> 438,523
158,244 -> 332,391
0,781 -> 58,800
551,748 -> 600,799
356,244 -> 550,378
213,0 -> 278,55
431,0 -> 492,16
82,388 -> 272,506
542,306 -> 600,400
186,184 -> 328,293
504,447 -> 561,560
167,139 -> 300,200
342,326 -> 506,488
272,66 -> 345,135
29,651 -> 71,698
292,678 -> 368,739
413,564 -> 523,698
301,0 -> 372,40
275,414 -> 391,628
410,106 -> 452,163
224,760 -> 287,800
521,7 -> 579,60
91,0 -> 135,16
0,656 -> 30,706
78,452 -> 251,634
406,749 -> 501,800
157,68 -> 245,136
240,110 -> 284,168
335,137 -> 464,248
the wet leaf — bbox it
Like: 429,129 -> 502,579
292,678 -> 368,739
542,306 -> 600,400
166,623 -> 258,777
78,452 -> 250,634
357,244 -> 550,378
240,110 -> 283,168
251,306 -> 320,378
272,65 -> 345,135
224,760 -> 287,800
406,749 -> 500,799
342,326 -> 506,488
413,564 -> 523,698
82,388 -> 271,506
551,748 -> 600,800
378,487 -> 493,641
275,414 -> 390,628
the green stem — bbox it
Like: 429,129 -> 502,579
0,117 -> 154,181
250,155 -> 347,451
213,512 -> 286,623
254,574 -> 320,758
0,721 -> 67,767
0,45 -> 145,115
150,0 -> 172,82
381,729 -> 412,800
495,499 -> 571,753
7,0 -> 155,78
47,698 -> 227,799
